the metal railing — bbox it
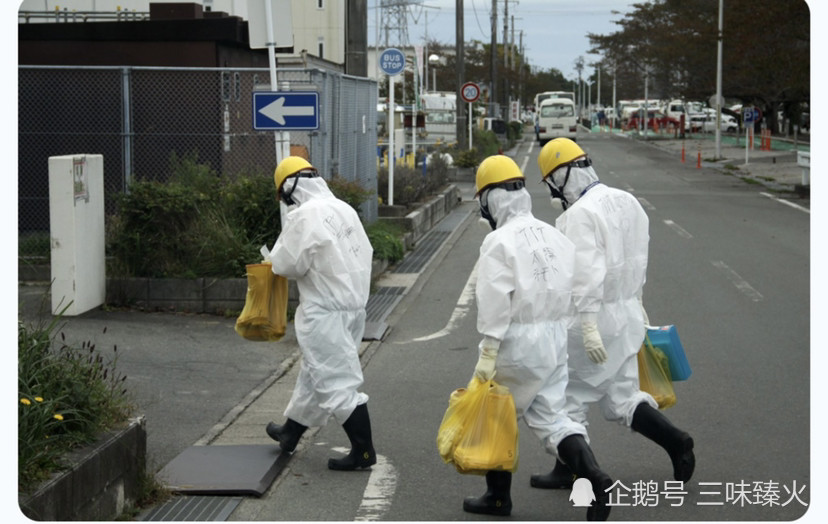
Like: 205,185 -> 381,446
19,10 -> 150,23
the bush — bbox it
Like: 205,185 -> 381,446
108,154 -> 392,279
377,160 -> 448,208
18,313 -> 133,493
107,155 -> 279,278
365,221 -> 404,264
327,174 -> 374,218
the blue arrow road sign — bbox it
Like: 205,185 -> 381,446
253,92 -> 319,130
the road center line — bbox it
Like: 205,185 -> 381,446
638,197 -> 655,211
663,219 -> 693,239
760,192 -> 810,214
711,260 -> 764,302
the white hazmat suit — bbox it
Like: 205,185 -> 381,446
267,176 -> 373,428
475,187 -> 587,454
551,163 -> 657,428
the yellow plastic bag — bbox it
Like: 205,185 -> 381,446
234,262 -> 288,342
638,336 -> 677,409
436,378 -> 519,475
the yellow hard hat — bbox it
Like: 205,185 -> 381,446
475,155 -> 525,196
274,156 -> 315,191
537,138 -> 586,180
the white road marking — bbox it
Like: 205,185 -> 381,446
326,446 -> 397,522
663,219 -> 694,239
711,260 -> 764,302
760,192 -> 810,214
520,155 -> 529,174
638,197 -> 655,211
409,262 -> 478,342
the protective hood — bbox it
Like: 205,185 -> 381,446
487,186 -> 533,229
285,176 -> 334,207
550,164 -> 600,206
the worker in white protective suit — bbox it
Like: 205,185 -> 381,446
530,138 -> 694,490
263,156 -> 377,471
464,155 -> 612,521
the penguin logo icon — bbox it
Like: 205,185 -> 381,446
569,477 -> 595,507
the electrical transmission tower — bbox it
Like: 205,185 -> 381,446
379,0 -> 423,48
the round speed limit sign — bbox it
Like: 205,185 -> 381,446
461,82 -> 480,103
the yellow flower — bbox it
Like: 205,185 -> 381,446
53,414 -> 64,421
20,398 -> 31,406
34,397 -> 43,403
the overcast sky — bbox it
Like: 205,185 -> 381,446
371,0 -> 641,79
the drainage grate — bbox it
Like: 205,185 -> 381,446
366,286 -> 406,322
393,231 -> 450,273
363,286 -> 406,340
140,495 -> 242,521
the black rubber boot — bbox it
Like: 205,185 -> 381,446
631,402 -> 695,482
557,435 -> 612,521
530,458 -> 576,489
328,403 -> 377,470
266,418 -> 307,453
463,471 -> 513,516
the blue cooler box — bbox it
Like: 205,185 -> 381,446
646,325 -> 692,381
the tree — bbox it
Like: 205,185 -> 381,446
586,0 -> 809,127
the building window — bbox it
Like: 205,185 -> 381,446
317,0 -> 324,9
318,38 -> 325,59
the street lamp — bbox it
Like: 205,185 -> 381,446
428,54 -> 443,92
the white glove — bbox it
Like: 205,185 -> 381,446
474,336 -> 500,382
581,313 -> 608,364
639,296 -> 651,328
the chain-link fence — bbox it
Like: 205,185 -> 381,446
19,65 -> 379,245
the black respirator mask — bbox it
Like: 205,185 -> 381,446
279,170 -> 319,206
542,158 -> 592,211
479,180 -> 525,230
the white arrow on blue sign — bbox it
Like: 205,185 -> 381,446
253,92 -> 319,130
379,48 -> 405,76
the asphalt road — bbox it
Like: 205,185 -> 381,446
232,133 -> 811,521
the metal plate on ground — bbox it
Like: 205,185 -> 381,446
157,445 -> 284,496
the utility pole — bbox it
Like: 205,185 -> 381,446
456,0 -> 466,149
490,0 -> 497,118
503,0 -> 509,113
518,30 -> 524,110
715,0 -> 723,159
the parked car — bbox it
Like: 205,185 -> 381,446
702,114 -> 739,133
626,110 -> 681,131
686,113 -> 707,133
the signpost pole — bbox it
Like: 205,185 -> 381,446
468,101 -> 473,151
389,74 -> 395,206
264,0 -> 284,164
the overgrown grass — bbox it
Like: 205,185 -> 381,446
18,310 -> 134,493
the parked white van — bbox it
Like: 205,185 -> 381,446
537,98 -> 578,144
